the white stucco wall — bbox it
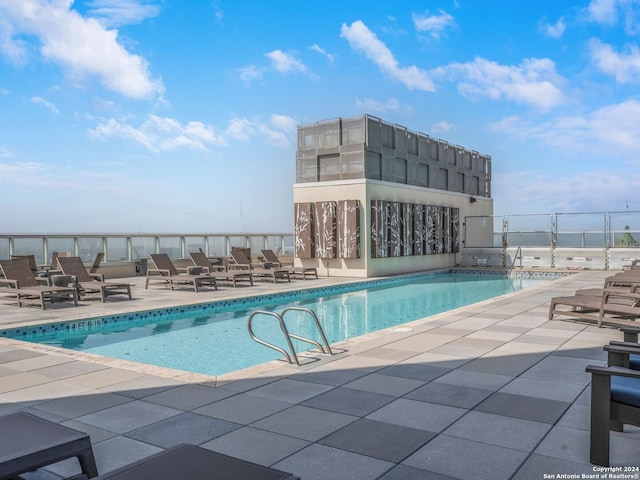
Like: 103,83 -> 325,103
293,179 -> 493,277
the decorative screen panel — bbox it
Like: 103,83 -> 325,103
294,203 -> 314,259
314,201 -> 337,258
338,200 -> 360,259
371,200 -> 459,258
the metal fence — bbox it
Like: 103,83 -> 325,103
464,211 -> 640,248
0,233 -> 294,266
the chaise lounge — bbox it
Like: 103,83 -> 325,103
0,259 -> 77,310
548,288 -> 640,328
260,249 -> 318,280
229,250 -> 290,283
146,253 -> 218,292
189,252 -> 253,287
56,256 -> 132,302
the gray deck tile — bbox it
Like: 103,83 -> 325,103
475,392 -> 571,424
61,418 -> 119,443
401,351 -> 471,369
295,366 -> 371,386
356,346 -> 420,362
557,403 -> 590,430
246,377 -> 333,403
35,391 -> 132,418
192,393 -> 292,423
367,398 -> 466,433
0,365 -> 18,377
378,464 -> 461,480
376,363 -> 451,382
251,405 -> 357,441
404,382 -> 494,409
0,371 -> 53,393
511,454 -> 595,479
443,410 -> 551,451
75,399 -> 182,434
143,384 -> 236,410
342,372 -> 424,396
31,361 -> 108,380
459,352 -> 546,376
100,375 -> 193,398
301,386 -> 395,417
499,377 -> 586,402
534,425 -> 591,464
403,434 -> 529,480
2,354 -> 72,372
92,435 -> 162,474
519,362 -> 592,386
272,443 -> 394,480
0,379 -> 90,403
434,369 -> 514,391
200,426 -> 309,466
0,349 -> 44,363
125,412 -> 241,447
319,418 -> 435,462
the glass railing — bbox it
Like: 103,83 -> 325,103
0,233 -> 293,267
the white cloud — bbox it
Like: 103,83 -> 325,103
490,99 -> 640,157
85,0 -> 160,28
265,50 -> 308,74
432,121 -> 454,133
542,18 -> 566,38
237,65 -> 264,85
31,95 -> 59,114
355,97 -> 413,114
0,146 -> 15,158
310,44 -> 335,64
585,0 -> 640,34
89,115 -> 224,152
341,20 -> 435,91
88,113 -> 297,151
0,0 -> 163,99
412,9 -> 455,39
442,57 -> 565,110
589,38 -> 640,83
586,0 -> 620,25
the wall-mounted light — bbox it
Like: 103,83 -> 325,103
469,197 -> 477,203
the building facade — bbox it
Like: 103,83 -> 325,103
293,115 -> 494,277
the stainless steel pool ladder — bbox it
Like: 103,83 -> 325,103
247,307 -> 333,366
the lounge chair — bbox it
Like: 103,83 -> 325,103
57,256 -> 132,302
0,259 -> 77,310
586,344 -> 640,466
10,254 -> 41,275
0,411 -> 98,479
548,288 -> 640,328
576,274 -> 640,297
146,253 -> 218,292
260,249 -> 318,280
89,252 -> 104,274
229,250 -> 290,283
93,443 -> 298,479
189,252 -> 253,287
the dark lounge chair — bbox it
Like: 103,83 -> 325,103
229,250 -> 290,283
189,252 -> 254,287
57,256 -> 132,302
0,259 -> 77,310
93,444 -> 299,479
146,253 -> 218,292
0,411 -> 98,479
586,342 -> 640,466
260,249 -> 318,280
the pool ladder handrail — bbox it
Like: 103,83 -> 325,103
247,307 -> 333,366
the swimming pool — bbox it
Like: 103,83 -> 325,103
2,271 -> 553,377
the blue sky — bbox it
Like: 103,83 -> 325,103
1,0 -> 639,233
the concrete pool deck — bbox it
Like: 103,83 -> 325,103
0,270 -> 638,479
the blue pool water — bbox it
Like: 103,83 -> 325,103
3,272 -> 551,376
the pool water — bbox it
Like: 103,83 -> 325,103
8,273 -> 548,376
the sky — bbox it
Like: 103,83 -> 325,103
1,0 -> 640,234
